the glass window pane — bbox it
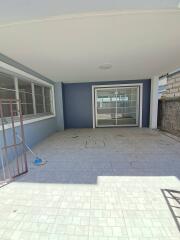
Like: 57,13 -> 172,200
21,104 -> 34,115
18,79 -> 33,115
18,79 -> 32,93
0,89 -> 16,100
36,104 -> 44,113
19,92 -> 33,104
44,87 -> 50,98
35,94 -> 43,105
1,103 -> 18,117
44,87 -> 51,113
34,85 -> 44,113
34,85 -> 43,95
0,72 -> 15,90
45,104 -> 51,113
44,87 -> 50,101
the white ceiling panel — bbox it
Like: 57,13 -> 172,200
0,0 -> 179,24
0,10 -> 179,82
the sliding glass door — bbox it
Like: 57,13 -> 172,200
95,86 -> 140,127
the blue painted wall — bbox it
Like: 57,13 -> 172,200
0,117 -> 57,155
0,53 -> 61,147
0,54 -> 64,167
63,80 -> 151,128
0,117 -> 58,170
0,82 -> 65,165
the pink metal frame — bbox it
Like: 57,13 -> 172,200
0,99 -> 28,184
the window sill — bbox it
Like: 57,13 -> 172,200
0,114 -> 56,131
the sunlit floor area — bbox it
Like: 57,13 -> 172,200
0,128 -> 180,240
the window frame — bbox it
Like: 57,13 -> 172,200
17,77 -> 34,116
0,62 -> 56,130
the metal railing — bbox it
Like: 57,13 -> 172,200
0,99 -> 28,187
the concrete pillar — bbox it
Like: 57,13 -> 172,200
54,81 -> 64,131
149,76 -> 159,129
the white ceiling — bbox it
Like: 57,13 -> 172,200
0,3 -> 180,83
0,0 -> 179,24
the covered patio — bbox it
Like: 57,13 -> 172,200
0,1 -> 180,239
0,128 -> 180,239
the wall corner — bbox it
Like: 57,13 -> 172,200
54,81 -> 64,131
149,76 -> 159,129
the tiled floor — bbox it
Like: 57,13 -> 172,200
0,128 -> 180,240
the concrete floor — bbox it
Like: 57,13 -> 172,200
0,128 -> 180,240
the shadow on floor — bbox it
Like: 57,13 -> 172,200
161,189 -> 180,232
14,150 -> 180,184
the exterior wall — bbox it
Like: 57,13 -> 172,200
163,72 -> 180,98
0,85 -> 64,152
0,117 -> 57,150
158,98 -> 180,135
0,117 -> 58,169
63,80 -> 151,128
0,81 -> 64,165
0,54 -> 64,166
158,72 -> 180,135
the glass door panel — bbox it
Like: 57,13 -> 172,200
95,86 -> 139,127
96,88 -> 116,126
116,87 -> 138,126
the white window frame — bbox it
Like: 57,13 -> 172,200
92,83 -> 143,128
0,61 -> 56,130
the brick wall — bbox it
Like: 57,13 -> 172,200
158,98 -> 180,135
163,72 -> 180,98
158,72 -> 180,135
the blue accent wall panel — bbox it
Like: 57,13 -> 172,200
63,80 -> 151,128
23,118 -> 58,148
63,83 -> 93,128
0,117 -> 57,164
